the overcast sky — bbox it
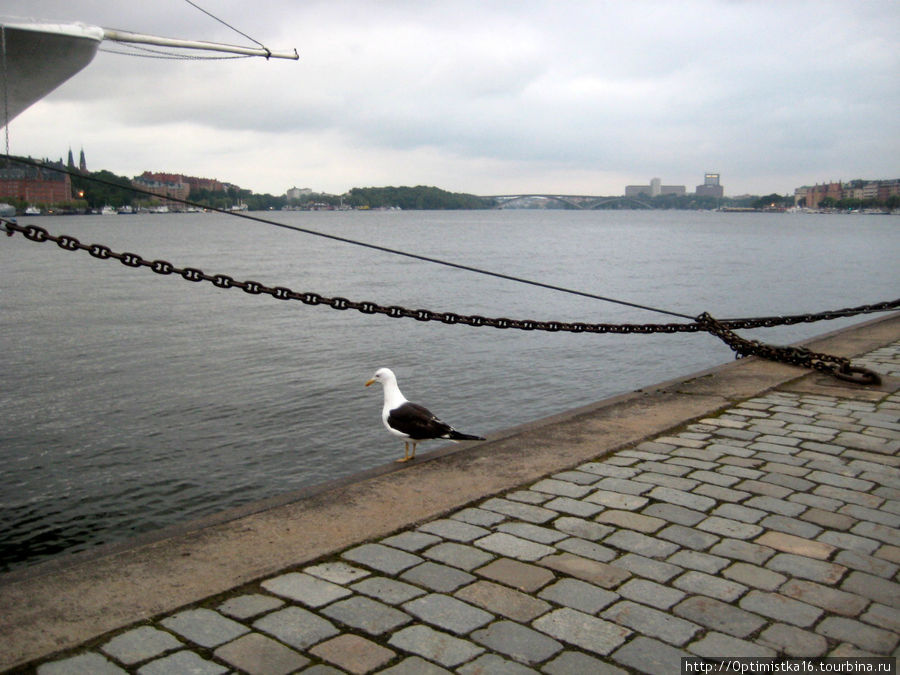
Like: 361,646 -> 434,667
4,1 -> 898,197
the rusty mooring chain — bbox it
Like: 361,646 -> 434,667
3,220 -> 893,384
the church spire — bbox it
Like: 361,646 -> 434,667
79,147 -> 87,173
67,147 -> 75,170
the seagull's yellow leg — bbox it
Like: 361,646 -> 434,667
409,442 -> 417,460
396,441 -> 412,463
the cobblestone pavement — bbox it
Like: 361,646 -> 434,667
31,344 -> 900,674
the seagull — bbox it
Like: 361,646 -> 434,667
365,367 -> 485,462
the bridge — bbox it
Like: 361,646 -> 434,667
480,194 -> 656,210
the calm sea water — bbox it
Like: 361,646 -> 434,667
1,209 -> 898,571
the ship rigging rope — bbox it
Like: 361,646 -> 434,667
0,158 -> 894,385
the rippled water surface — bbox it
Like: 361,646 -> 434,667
2,209 -> 898,570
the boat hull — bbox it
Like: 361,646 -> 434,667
1,21 -> 103,123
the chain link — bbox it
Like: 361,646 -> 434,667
3,220 -> 893,384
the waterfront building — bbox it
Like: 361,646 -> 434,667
625,177 -> 685,197
695,172 -> 724,198
0,158 -> 72,205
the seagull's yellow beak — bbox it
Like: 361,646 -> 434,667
365,378 -> 376,387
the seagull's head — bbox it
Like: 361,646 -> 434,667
365,367 -> 396,388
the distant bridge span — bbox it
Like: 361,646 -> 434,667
482,194 -> 656,210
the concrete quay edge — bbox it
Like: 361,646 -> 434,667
1,312 -> 898,671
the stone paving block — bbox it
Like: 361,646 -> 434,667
476,558 -> 555,592
213,632 -> 309,675
38,652 -> 127,675
456,580 -> 552,622
758,623 -> 828,657
760,514 -> 822,539
875,544 -> 900,564
350,576 -> 426,605
556,537 -> 617,563
695,483 -> 754,503
458,654 -> 539,674
611,635 -> 690,675
580,461 -> 639,477
721,562 -> 786,591
539,553 -> 631,588
537,578 -> 619,614
424,541 -> 495,570
816,616 -> 899,655
836,550 -> 899,578
497,521 -> 569,545
596,510 -> 666,533
861,602 -> 900,634
470,620 -> 563,665
321,595 -> 411,635
452,507 -> 508,527
418,518 -> 491,542
736,479 -> 791,498
480,497 -> 557,523
632,472 -> 700,491
647,486 -> 716,512
506,490 -> 553,504
851,520 -> 900,547
218,593 -> 284,620
779,579 -> 868,617
304,561 -> 371,585
160,608 -> 249,648
657,523 -> 720,550
542,496 -> 603,517
709,537 -> 775,564
379,656 -> 451,674
766,553 -> 847,584
761,472 -> 816,492
403,593 -> 493,634
309,633 -> 395,675
673,570 -> 746,602
614,552 -> 683,583
401,561 -> 475,592
688,632 -> 776,658
261,572 -> 353,607
543,650 -> 628,675
673,596 -> 766,638
744,495 -> 807,517
341,543 -> 423,574
533,607 -> 631,655
136,650 -> 228,675
841,571 -> 900,607
642,503 -> 706,526
474,532 -> 557,561
697,516 -> 762,540
552,515 -> 614,541
388,625 -> 484,667
602,600 -> 700,645
617,578 -> 685,609
594,477 -> 653,495
840,503 -> 900,528
712,503 -> 767,524
755,531 -> 836,560
818,530 -> 880,554
531,478 -> 592,498
738,590 -> 823,627
815,485 -> 883,508
667,550 -> 729,574
604,529 -> 680,558
101,626 -> 182,665
381,531 -> 442,552
584,490 -> 648,510
253,606 -> 339,651
552,469 -> 605,485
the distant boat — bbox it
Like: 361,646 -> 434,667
117,205 -> 134,214
24,206 -> 42,215
229,202 -> 249,212
100,205 -> 117,216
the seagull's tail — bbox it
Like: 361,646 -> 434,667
447,430 -> 486,441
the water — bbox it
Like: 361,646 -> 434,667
1,209 -> 898,571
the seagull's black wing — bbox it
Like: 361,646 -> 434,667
387,402 -> 453,440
